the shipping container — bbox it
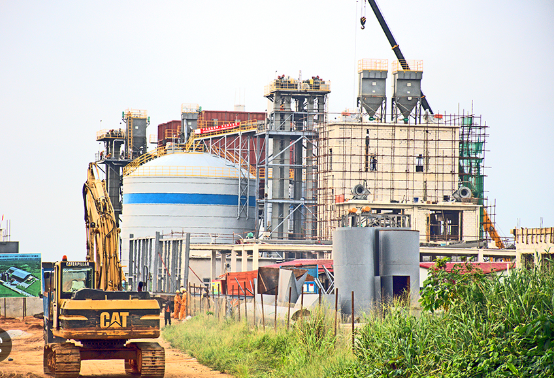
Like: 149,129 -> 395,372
220,270 -> 257,297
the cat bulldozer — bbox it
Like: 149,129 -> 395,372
42,163 -> 164,377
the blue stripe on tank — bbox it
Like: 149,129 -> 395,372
123,193 -> 256,207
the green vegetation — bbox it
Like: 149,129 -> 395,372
164,260 -> 554,377
162,307 -> 355,378
25,279 -> 42,296
336,258 -> 554,377
0,283 -> 18,297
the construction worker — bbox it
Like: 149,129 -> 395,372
163,299 -> 174,326
173,290 -> 181,319
179,288 -> 187,320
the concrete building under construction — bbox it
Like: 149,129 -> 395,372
317,59 -> 502,251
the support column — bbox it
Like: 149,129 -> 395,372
241,245 -> 248,272
231,248 -> 237,272
252,244 -> 259,271
184,233 -> 190,288
220,252 -> 227,275
210,250 -> 217,282
128,234 -> 134,290
154,232 -> 161,292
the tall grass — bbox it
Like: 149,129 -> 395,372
162,306 -> 355,378
332,261 -> 554,377
164,263 -> 554,377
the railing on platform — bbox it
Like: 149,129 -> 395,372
195,119 -> 260,137
181,103 -> 200,113
124,108 -> 148,118
96,128 -> 125,140
391,60 -> 423,73
358,59 -> 388,72
264,79 -> 331,96
127,165 -> 244,178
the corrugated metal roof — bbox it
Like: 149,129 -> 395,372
7,267 -> 32,281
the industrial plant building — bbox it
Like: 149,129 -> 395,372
93,58 -> 514,293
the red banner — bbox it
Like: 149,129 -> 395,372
195,121 -> 241,135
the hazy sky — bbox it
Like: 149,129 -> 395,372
1,0 -> 553,262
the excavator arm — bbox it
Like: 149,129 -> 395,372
83,162 -> 124,291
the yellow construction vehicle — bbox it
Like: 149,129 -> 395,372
42,163 -> 164,378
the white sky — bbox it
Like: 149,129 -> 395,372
1,0 -> 553,262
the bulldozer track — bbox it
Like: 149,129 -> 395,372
44,343 -> 81,378
128,341 -> 165,378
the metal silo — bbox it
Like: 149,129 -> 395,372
120,152 -> 256,276
358,59 -> 388,118
392,60 -> 423,120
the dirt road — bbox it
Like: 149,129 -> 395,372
0,317 -> 231,378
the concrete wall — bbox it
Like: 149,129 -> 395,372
512,227 -> 554,267
0,297 -> 43,318
319,121 -> 459,239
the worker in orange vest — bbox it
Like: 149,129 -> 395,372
179,288 -> 187,320
173,290 -> 181,319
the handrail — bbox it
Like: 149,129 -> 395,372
96,128 -> 125,140
123,144 -> 208,176
195,119 -> 260,137
358,59 -> 388,72
181,103 -> 200,113
209,145 -> 256,178
392,60 -> 423,73
127,165 -> 244,178
182,120 -> 259,155
165,129 -> 180,139
124,108 -> 148,118
264,79 -> 331,96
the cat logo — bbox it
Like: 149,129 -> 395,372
100,312 -> 130,328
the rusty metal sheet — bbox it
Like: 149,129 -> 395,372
257,267 -> 280,295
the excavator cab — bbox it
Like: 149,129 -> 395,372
59,262 -> 95,298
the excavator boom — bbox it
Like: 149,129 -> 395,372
83,162 -> 124,291
42,162 -> 164,378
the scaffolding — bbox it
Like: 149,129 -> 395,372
259,75 -> 329,241
317,112 -> 489,243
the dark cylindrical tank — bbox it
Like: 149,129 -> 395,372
333,227 -> 379,315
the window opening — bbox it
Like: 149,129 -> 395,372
416,154 -> 424,172
61,266 -> 94,298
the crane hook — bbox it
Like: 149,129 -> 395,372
360,16 -> 366,30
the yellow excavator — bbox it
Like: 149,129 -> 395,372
42,163 -> 165,378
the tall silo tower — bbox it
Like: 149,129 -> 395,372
120,152 -> 256,279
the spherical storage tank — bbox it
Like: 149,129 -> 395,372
120,152 -> 256,275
